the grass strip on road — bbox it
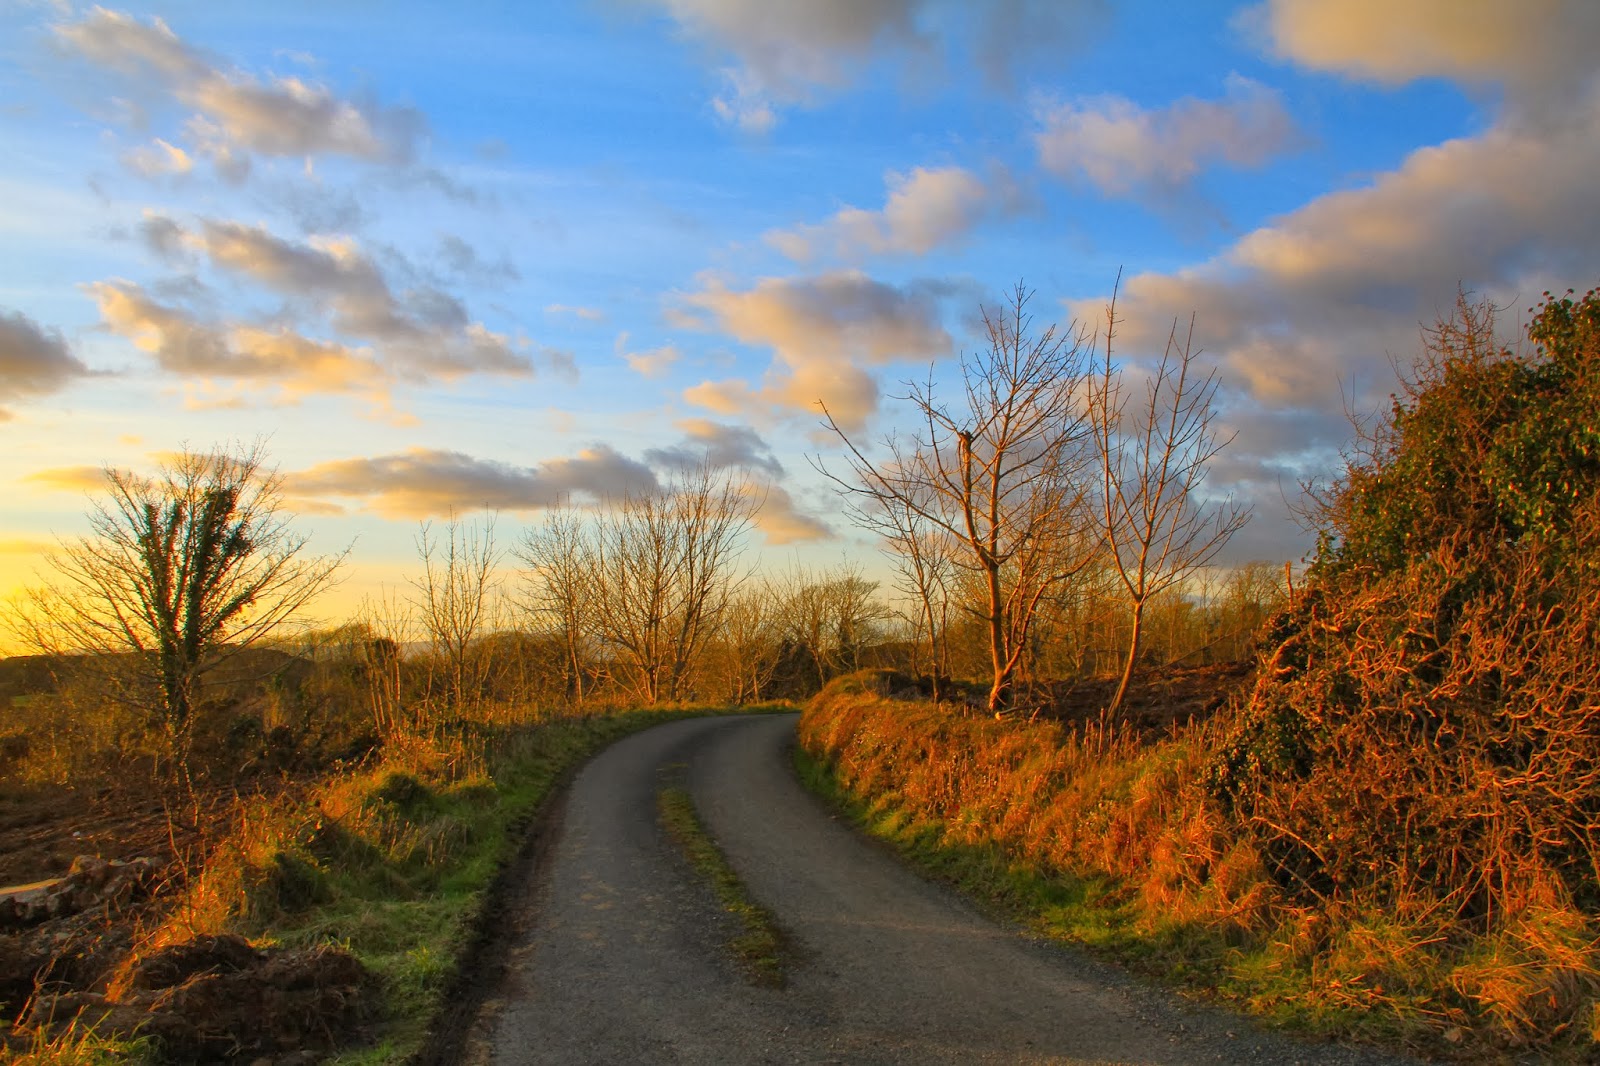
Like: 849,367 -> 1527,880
657,785 -> 788,988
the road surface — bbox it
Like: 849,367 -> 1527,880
472,713 -> 1414,1065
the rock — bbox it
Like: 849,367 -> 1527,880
0,857 -> 163,931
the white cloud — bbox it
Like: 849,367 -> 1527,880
57,8 -> 424,176
1256,0 -> 1600,115
766,165 -> 1026,262
1035,75 -> 1298,199
24,465 -> 121,493
749,483 -> 833,543
139,214 -> 532,379
1063,82 -> 1600,510
679,271 -> 952,431
649,0 -> 1107,130
0,309 -> 93,420
545,303 -> 604,322
624,343 -> 681,379
89,280 -> 393,407
281,441 -> 832,543
284,446 -> 662,518
121,138 -> 193,177
645,419 -> 785,476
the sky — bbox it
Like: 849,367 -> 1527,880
3,0 -> 1599,628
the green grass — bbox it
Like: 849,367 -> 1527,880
656,785 -> 788,988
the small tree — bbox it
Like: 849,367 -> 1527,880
12,443 -> 345,775
1089,306 -> 1249,713
352,586 -> 417,739
772,563 -> 889,691
516,507 -> 593,707
823,283 -> 1097,713
587,466 -> 755,704
411,514 -> 503,712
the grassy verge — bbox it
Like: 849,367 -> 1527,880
657,785 -> 787,988
113,703 -> 793,1065
794,674 -> 1600,1063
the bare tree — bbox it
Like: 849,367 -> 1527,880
822,284 -> 1098,713
1090,305 -> 1250,713
712,581 -> 784,704
10,443 -> 345,772
516,506 -> 593,707
587,466 -> 755,704
411,513 -> 503,711
773,563 -> 889,690
352,586 -> 417,738
848,481 -> 958,700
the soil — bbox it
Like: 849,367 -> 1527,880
0,774 -> 364,1060
1033,660 -> 1256,733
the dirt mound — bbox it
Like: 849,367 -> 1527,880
0,854 -> 168,1016
19,934 -> 374,1061
126,932 -> 263,990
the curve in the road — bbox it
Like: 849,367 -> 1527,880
479,713 -> 1417,1066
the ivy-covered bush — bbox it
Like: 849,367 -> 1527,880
1220,288 -> 1600,922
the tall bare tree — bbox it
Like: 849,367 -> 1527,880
710,581 -> 784,704
587,466 -> 755,704
516,507 -> 593,706
411,513 -> 502,711
1090,306 -> 1250,712
845,478 -> 958,699
823,284 -> 1099,713
10,443 -> 345,771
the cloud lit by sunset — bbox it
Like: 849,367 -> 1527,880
4,0 -> 1599,613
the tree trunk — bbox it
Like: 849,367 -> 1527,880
985,561 -> 1010,714
1108,599 -> 1145,714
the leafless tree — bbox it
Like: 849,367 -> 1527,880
352,586 -> 417,738
9,443 -> 345,773
516,506 -> 593,707
773,563 -> 890,690
880,491 -> 958,699
411,513 -> 503,711
711,581 -> 784,704
822,283 -> 1099,713
1089,303 -> 1250,713
587,466 -> 755,704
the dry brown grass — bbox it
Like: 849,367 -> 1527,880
802,665 -> 1600,1058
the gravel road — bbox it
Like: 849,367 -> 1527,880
478,713 -> 1418,1065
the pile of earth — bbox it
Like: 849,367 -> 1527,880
16,934 -> 374,1062
2,858 -> 373,1062
1034,660 -> 1254,732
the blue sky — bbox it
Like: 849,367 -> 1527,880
3,0 -> 1597,621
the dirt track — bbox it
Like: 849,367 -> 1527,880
468,713 -> 1415,1065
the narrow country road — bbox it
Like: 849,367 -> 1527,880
473,714 -> 1415,1065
